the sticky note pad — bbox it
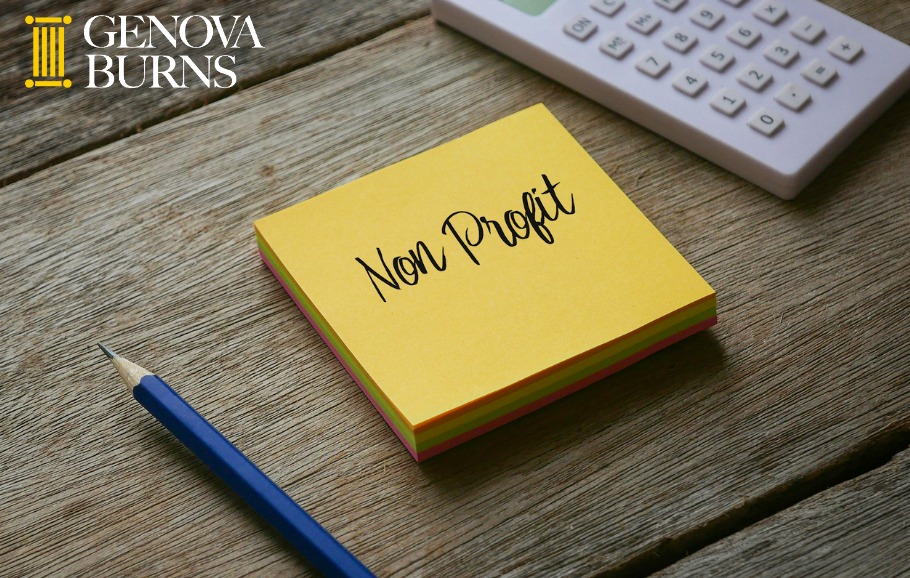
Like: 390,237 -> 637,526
255,104 -> 716,460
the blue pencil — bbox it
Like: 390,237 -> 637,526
99,343 -> 374,578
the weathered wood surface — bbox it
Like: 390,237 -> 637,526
0,0 -> 428,186
1,2 -> 909,576
656,448 -> 910,577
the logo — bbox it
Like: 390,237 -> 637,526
22,14 -> 262,90
24,15 -> 72,88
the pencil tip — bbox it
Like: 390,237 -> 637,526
97,343 -> 117,359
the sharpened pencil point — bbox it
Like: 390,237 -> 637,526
97,343 -> 117,359
100,345 -> 152,389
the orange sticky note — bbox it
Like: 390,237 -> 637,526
255,104 -> 716,460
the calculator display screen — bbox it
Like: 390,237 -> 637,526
498,0 -> 557,16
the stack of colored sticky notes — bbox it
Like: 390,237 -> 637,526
254,104 -> 716,461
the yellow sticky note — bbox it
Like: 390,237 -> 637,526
255,104 -> 715,459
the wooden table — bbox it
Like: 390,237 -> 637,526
2,1 -> 908,575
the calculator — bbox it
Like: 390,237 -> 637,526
431,0 -> 910,199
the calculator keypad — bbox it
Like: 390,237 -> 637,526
560,0 -> 875,141
438,0 -> 910,198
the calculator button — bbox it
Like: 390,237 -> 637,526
737,63 -> 773,91
748,107 -> 785,136
564,16 -> 598,41
636,51 -> 671,77
663,27 -> 699,53
700,44 -> 736,72
654,0 -> 687,12
774,82 -> 811,111
592,0 -> 626,17
801,58 -> 837,86
719,0 -> 747,6
627,10 -> 662,34
600,33 -> 635,59
690,4 -> 725,29
752,0 -> 788,25
764,39 -> 799,67
727,21 -> 762,48
827,35 -> 863,63
673,69 -> 708,96
790,16 -> 825,44
710,87 -> 746,115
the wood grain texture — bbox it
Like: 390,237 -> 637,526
655,448 -> 910,577
0,0 -> 428,186
1,2 -> 909,576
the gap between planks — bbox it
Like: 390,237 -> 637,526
605,429 -> 910,578
0,9 -> 429,191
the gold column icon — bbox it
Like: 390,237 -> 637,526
25,15 -> 72,88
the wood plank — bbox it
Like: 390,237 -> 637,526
1,3 -> 909,576
0,0 -> 428,186
655,448 -> 910,577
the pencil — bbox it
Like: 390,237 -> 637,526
99,343 -> 374,578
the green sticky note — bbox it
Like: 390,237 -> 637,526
498,0 -> 557,16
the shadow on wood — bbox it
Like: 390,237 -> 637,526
418,330 -> 727,484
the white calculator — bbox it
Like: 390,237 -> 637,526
431,0 -> 910,199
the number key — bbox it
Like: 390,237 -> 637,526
663,27 -> 698,53
764,39 -> 799,67
636,51 -> 671,77
690,4 -> 725,29
748,107 -> 785,136
700,44 -> 735,72
737,63 -> 773,91
710,87 -> 746,116
673,69 -> 709,96
727,21 -> 762,48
